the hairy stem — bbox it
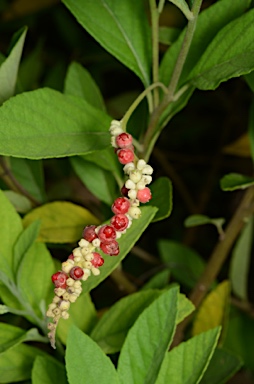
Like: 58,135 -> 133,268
149,0 -> 160,107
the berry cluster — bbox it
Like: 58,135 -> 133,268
46,119 -> 153,348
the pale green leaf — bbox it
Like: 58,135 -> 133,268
167,0 -> 193,20
0,27 -> 27,104
84,147 -> 122,179
117,286 -> 179,384
230,217 -> 253,300
32,356 -> 68,384
17,242 -> 55,317
156,328 -> 221,384
70,156 -> 117,205
82,206 -> 158,294
192,281 -> 230,337
141,270 -> 170,290
0,343 -> 46,383
64,61 -> 105,111
0,189 -> 23,277
3,190 -> 32,214
220,173 -> 254,191
190,9 -> 254,90
23,201 -> 100,243
62,0 -> 151,86
57,291 -> 97,346
177,293 -> 195,324
90,290 -> 162,354
0,88 -> 111,159
160,0 -> 251,87
13,219 -> 41,275
66,326 -> 120,384
158,240 -> 205,288
200,348 -> 242,384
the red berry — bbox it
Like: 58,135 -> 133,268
51,272 -> 68,288
98,225 -> 116,244
91,252 -> 104,267
116,133 -> 133,148
121,185 -> 129,197
83,225 -> 98,242
70,266 -> 84,280
112,197 -> 130,215
111,214 -> 129,231
100,240 -> 120,256
68,253 -> 74,260
137,187 -> 152,203
117,148 -> 134,164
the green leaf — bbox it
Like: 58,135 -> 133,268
23,201 -> 100,243
141,270 -> 170,290
160,0 -> 251,87
0,323 -> 47,354
230,217 -> 253,300
66,325 -> 120,384
13,219 -> 41,276
9,157 -> 46,203
82,206 -> 158,294
17,242 -> 55,317
90,289 -> 162,354
156,327 -> 221,384
184,214 -> 225,236
200,348 -> 242,384
57,291 -> 97,345
0,88 -> 111,159
245,70 -> 254,93
149,177 -> 173,222
32,355 -> 68,384
192,281 -> 230,338
177,292 -> 195,324
70,156 -> 117,205
3,190 -> 32,214
0,343 -> 46,383
167,0 -> 193,20
190,9 -> 254,90
220,173 -> 254,191
84,147 -> 122,180
62,0 -> 151,86
117,286 -> 179,384
0,189 -> 23,277
64,61 -> 106,111
248,98 -> 254,162
158,240 -> 205,288
159,27 -> 181,46
0,27 -> 27,104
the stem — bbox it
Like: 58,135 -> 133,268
172,187 -> 254,346
149,0 -> 160,107
143,0 -> 203,157
121,82 -> 169,131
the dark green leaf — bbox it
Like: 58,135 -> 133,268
0,27 -> 27,104
156,327 -> 221,384
200,348 -> 242,384
230,217 -> 253,300
84,147 -> 122,180
0,189 -> 23,278
245,70 -> 254,93
66,325 -> 120,384
159,27 -> 181,45
141,270 -> 170,290
184,214 -> 225,228
62,0 -> 151,86
158,240 -> 205,288
0,343 -> 46,383
32,356 -> 68,384
149,177 -> 173,222
13,219 -> 41,275
248,99 -> 254,162
0,88 -> 111,159
189,9 -> 254,90
160,0 -> 251,87
64,61 -> 106,111
90,290 -> 161,354
220,173 -> 254,191
70,156 -> 117,205
82,206 -> 158,294
117,286 -> 179,384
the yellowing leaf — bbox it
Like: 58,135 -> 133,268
192,281 -> 230,338
23,201 -> 100,243
223,133 -> 251,158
